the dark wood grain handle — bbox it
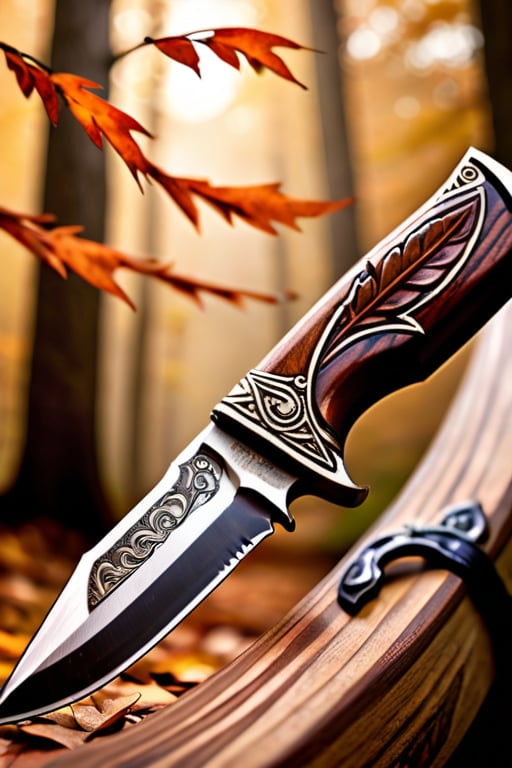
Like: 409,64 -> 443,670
213,149 -> 512,505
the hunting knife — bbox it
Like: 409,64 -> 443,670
0,147 -> 511,723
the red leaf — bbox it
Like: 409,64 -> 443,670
147,36 -> 201,76
1,39 -> 347,240
146,27 -> 313,88
1,42 -> 59,124
0,205 -> 65,276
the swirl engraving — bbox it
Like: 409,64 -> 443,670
443,160 -> 485,194
88,453 -> 222,609
219,370 -> 339,471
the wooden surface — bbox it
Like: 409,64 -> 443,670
47,296 -> 512,767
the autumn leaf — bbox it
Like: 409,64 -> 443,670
179,176 -> 350,233
0,42 -> 59,124
147,165 -> 352,233
0,206 -> 297,309
0,44 -> 151,181
51,73 -> 152,185
20,721 -> 89,750
144,27 -> 314,88
47,73 -> 344,234
71,693 -> 140,734
0,206 -> 65,276
1,40 -> 348,235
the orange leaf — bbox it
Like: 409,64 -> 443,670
145,27 -> 313,88
186,180 -> 352,233
147,169 -> 352,233
0,205 -> 65,277
0,206 -> 295,309
2,40 -> 343,240
0,42 -> 59,124
50,73 -> 152,183
151,269 -> 297,308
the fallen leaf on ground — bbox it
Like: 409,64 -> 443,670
19,722 -> 88,751
71,693 -> 140,734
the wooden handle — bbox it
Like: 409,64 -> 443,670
213,149 -> 512,504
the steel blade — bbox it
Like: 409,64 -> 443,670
0,425 -> 296,723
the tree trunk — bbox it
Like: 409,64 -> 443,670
479,0 -> 512,168
1,0 -> 111,537
306,0 -> 359,279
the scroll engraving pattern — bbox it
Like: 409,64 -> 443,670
219,371 -> 338,472
218,167 -> 485,475
443,161 -> 485,194
88,454 -> 222,609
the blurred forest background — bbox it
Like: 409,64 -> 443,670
0,0 -> 509,633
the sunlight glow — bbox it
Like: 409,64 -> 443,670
346,27 -> 382,60
407,22 -> 484,70
160,0 -> 262,124
346,5 -> 399,60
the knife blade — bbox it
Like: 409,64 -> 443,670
1,147 -> 511,723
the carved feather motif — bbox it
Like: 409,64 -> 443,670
319,191 -> 482,370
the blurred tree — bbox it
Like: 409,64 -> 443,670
1,0 -> 111,537
479,0 -> 512,166
306,0 -> 359,278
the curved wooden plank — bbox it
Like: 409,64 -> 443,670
50,300 -> 512,767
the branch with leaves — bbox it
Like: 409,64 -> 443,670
0,29 -> 349,308
0,207 -> 300,309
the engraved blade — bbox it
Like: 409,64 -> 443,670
0,425 -> 296,724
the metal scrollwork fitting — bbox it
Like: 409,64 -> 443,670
217,370 -> 340,472
88,453 -> 222,609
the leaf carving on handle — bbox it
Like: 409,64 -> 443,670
319,190 -> 482,370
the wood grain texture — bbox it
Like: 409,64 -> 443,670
261,183 -> 512,446
213,153 -> 512,505
49,297 -> 512,767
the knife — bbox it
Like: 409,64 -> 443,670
1,146 -> 511,724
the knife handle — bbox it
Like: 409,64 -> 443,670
213,148 -> 512,505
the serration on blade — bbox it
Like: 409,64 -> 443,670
0,424 -> 297,723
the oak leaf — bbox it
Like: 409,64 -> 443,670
51,72 -> 152,185
0,42 -> 58,124
0,206 -> 296,309
145,27 -> 314,88
147,167 -> 352,233
1,39 -> 348,236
